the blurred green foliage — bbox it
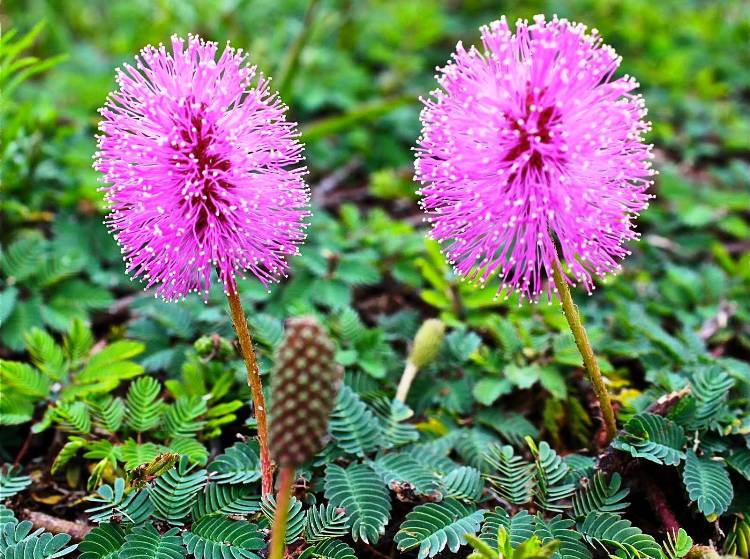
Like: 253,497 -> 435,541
1,1 -> 750,557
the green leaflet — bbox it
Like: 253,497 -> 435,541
303,503 -> 350,543
260,496 -> 306,543
580,512 -> 662,559
119,524 -> 185,559
394,499 -> 484,559
192,483 -> 260,520
324,463 -> 391,544
150,456 -> 207,525
612,413 -> 686,466
207,442 -> 261,484
328,385 -> 381,456
0,467 -> 31,499
370,452 -> 440,496
85,478 -> 152,524
682,450 -> 733,519
572,473 -> 630,519
182,517 -> 263,559
78,523 -> 126,559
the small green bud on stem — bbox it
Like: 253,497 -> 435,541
396,318 -> 445,402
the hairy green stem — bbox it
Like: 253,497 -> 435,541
551,260 -> 617,443
269,466 -> 294,559
395,361 -> 418,403
226,290 -> 273,497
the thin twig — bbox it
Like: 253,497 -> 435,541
644,476 -> 681,534
21,511 -> 91,541
311,156 -> 363,207
13,431 -> 33,468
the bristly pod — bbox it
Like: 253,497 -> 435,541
269,317 -> 343,467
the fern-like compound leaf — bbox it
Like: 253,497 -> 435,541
162,396 -> 207,439
207,442 -> 260,484
24,327 -> 65,381
690,367 -> 735,430
484,444 -> 534,505
90,397 -> 126,434
150,456 -> 207,525
394,498 -> 484,559
612,413 -> 686,466
78,523 -> 126,559
260,496 -> 305,543
528,439 -> 574,512
441,466 -> 484,502
303,503 -> 350,543
182,517 -> 263,559
683,450 -> 733,519
0,532 -> 77,559
456,429 -> 501,472
324,463 -> 391,544
476,409 -> 539,447
0,361 -> 51,399
0,467 -> 31,499
328,385 -> 381,456
167,438 -> 208,466
117,440 -> 162,471
119,524 -> 185,559
370,397 -> 419,448
535,515 -> 591,559
478,507 -> 510,547
49,401 -> 91,434
580,512 -> 662,559
370,453 -> 440,496
126,377 -> 162,433
572,473 -> 630,519
305,539 -> 357,559
191,483 -> 260,520
85,478 -> 152,524
478,509 -> 537,549
726,448 -> 750,481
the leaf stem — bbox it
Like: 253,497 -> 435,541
550,260 -> 617,443
269,465 -> 295,559
226,290 -> 273,496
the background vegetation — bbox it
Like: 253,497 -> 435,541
1,1 -> 749,558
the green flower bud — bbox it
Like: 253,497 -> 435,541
194,335 -> 215,357
408,318 -> 445,369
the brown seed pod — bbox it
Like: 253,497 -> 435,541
269,316 -> 342,467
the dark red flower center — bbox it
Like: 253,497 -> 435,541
503,89 -> 563,179
176,105 -> 233,234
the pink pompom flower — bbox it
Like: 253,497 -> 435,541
415,15 -> 655,301
95,34 -> 309,301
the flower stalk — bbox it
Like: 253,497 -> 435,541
551,260 -> 617,443
395,318 -> 445,403
267,316 -> 342,555
226,290 -> 273,497
269,466 -> 294,559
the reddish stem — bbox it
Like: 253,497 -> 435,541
226,290 -> 273,497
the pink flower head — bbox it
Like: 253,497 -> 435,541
415,15 -> 655,301
95,34 -> 309,301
